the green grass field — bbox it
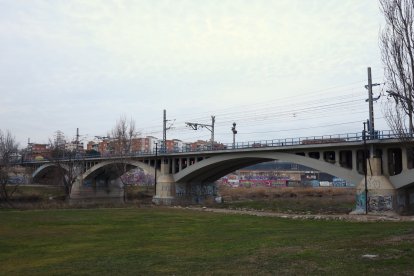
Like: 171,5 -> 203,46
1,208 -> 414,275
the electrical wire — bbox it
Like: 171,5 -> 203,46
134,79 -> 385,142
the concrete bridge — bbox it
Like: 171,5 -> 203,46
29,130 -> 414,213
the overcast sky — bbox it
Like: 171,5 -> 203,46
0,0 -> 389,147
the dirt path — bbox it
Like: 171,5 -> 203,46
181,207 -> 414,222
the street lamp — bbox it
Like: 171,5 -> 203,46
154,142 -> 158,195
231,122 -> 237,149
363,121 -> 368,215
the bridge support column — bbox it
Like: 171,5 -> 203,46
334,150 -> 340,165
152,161 -> 176,205
172,158 -> 177,173
70,177 -> 124,204
352,149 -> 357,172
355,157 -> 396,213
179,158 -> 183,171
402,146 -> 409,171
69,178 -> 83,199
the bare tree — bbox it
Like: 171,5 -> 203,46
48,134 -> 82,198
383,101 -> 412,142
380,0 -> 414,137
0,130 -> 19,204
111,116 -> 138,155
109,116 -> 140,196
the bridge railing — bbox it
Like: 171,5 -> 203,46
20,130 -> 400,163
176,130 -> 397,153
161,130 -> 398,153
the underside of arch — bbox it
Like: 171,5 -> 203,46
32,164 -> 68,183
82,160 -> 156,181
174,152 -> 362,185
390,170 -> 414,189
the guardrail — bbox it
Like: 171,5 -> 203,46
223,129 -> 397,150
20,130 -> 401,163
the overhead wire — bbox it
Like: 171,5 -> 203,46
137,79 -> 383,141
142,90 -> 365,132
139,81 -> 366,131
143,96 -> 367,135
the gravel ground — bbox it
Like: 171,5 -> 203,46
178,206 -> 414,222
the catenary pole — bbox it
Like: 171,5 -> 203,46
367,67 -> 375,140
163,110 -> 166,152
211,116 -> 215,149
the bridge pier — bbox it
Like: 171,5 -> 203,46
355,157 -> 396,213
70,177 -> 124,204
152,174 -> 176,205
152,161 -> 176,205
396,186 -> 414,214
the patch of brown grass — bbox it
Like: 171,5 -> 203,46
219,186 -> 355,201
125,185 -> 154,200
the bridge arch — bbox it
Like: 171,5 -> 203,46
32,163 -> 69,182
174,152 -> 363,185
390,170 -> 414,189
82,160 -> 157,181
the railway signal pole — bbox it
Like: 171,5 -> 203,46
231,122 -> 237,149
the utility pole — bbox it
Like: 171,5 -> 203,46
76,128 -> 79,145
27,138 -> 32,162
185,115 -> 216,150
162,109 -> 174,153
211,115 -> 215,149
163,110 -> 167,153
365,67 -> 381,140
75,128 -> 79,156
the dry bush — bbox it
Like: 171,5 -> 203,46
220,186 -> 268,201
219,186 -> 355,201
125,185 -> 154,200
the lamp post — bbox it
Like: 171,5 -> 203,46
363,121 -> 368,214
231,122 -> 237,149
154,142 -> 158,195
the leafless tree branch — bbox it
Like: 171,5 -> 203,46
378,0 -> 414,175
380,0 -> 414,137
0,130 -> 19,205
110,116 -> 140,188
48,136 -> 83,198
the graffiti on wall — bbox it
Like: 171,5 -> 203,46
175,182 -> 218,203
369,195 -> 393,212
355,192 -> 367,213
355,191 -> 394,212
